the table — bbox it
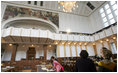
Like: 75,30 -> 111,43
1,66 -> 15,72
36,65 -> 55,72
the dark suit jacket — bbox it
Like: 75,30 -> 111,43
75,58 -> 97,72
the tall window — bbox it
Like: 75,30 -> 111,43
110,42 -> 117,54
99,1 -> 117,27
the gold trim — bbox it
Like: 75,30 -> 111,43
75,45 -> 78,57
93,44 -> 97,55
64,44 -> 66,57
102,42 -> 104,47
80,45 -> 82,51
69,45 -> 72,57
57,45 -> 60,57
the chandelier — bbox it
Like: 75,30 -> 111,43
58,1 -> 78,12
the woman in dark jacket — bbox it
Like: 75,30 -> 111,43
75,50 -> 96,72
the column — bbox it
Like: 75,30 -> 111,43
80,45 -> 82,51
106,41 -> 112,51
75,45 -> 78,57
43,45 -> 47,61
113,39 -> 117,49
93,44 -> 97,55
100,41 -> 104,47
57,45 -> 60,57
11,44 -> 18,62
64,45 -> 66,57
69,45 -> 72,57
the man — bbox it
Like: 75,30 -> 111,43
75,50 -> 96,72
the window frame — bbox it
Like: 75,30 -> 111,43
99,1 -> 117,27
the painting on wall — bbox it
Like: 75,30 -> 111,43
3,5 -> 59,27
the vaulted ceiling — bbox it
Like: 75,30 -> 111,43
4,1 -> 106,16
41,1 -> 106,16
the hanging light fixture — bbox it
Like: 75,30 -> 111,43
58,1 -> 78,12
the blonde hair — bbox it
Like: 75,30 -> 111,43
102,49 -> 112,60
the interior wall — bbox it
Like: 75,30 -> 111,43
57,39 -> 117,58
1,44 -> 56,61
59,13 -> 92,33
57,44 -> 96,58
1,2 -> 92,34
15,45 -> 28,61
88,2 -> 113,33
1,45 -> 14,61
89,9 -> 104,33
47,48 -> 56,60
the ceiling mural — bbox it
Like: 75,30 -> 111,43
3,5 -> 59,27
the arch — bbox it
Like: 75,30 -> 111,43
2,17 -> 59,33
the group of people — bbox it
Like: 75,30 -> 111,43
50,47 -> 117,72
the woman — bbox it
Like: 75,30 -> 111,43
75,50 -> 96,72
51,56 -> 64,72
98,48 -> 116,72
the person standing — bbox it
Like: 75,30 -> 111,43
75,50 -> 96,72
98,49 -> 116,72
50,56 -> 64,72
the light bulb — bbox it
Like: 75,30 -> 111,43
79,43 -> 82,45
74,43 -> 76,45
49,45 -> 51,47
113,37 -> 116,40
55,42 -> 58,44
66,29 -> 71,33
93,43 -> 95,45
32,44 -> 34,47
106,39 -> 109,41
100,40 -> 103,43
68,43 -> 70,44
9,44 -> 12,46
84,43 -> 87,45
62,42 -> 64,44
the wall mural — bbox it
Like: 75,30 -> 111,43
3,5 -> 59,27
